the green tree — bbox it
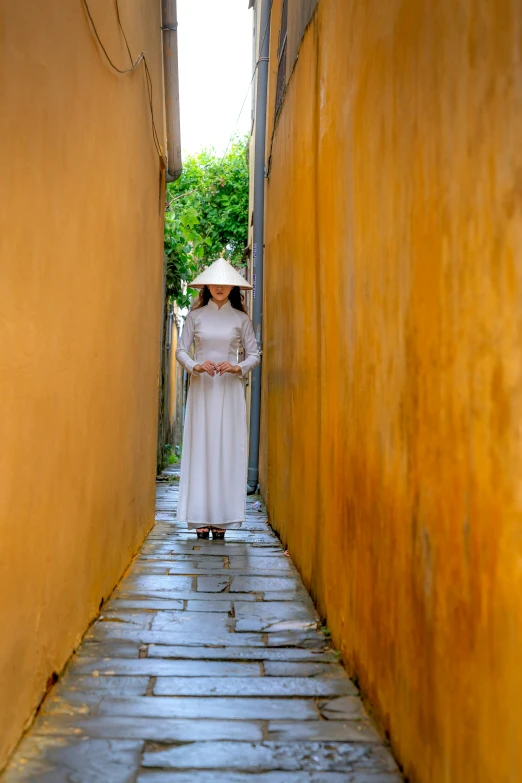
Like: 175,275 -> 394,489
164,137 -> 249,309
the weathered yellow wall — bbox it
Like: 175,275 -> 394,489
0,0 -> 165,768
261,1 -> 522,781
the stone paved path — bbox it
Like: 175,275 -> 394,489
2,468 -> 402,782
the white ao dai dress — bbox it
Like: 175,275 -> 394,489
175,300 -> 260,529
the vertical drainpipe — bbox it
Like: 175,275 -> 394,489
162,0 -> 182,182
158,0 -> 182,471
247,0 -> 271,494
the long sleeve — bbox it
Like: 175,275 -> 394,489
176,312 -> 197,375
238,316 -> 260,378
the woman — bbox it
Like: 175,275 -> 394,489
175,258 -> 260,539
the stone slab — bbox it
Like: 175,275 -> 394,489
261,591 -> 315,602
106,599 -> 185,611
320,696 -> 370,721
75,641 -> 142,659
180,534 -> 277,545
71,658 -> 261,678
234,601 -> 317,633
57,675 -> 150,696
34,715 -> 262,742
120,575 -> 195,592
230,576 -> 299,593
139,542 -> 175,553
154,677 -> 356,697
41,691 -> 104,716
267,721 -> 381,742
117,591 -> 256,603
141,741 -> 400,772
168,545 -> 282,556
196,575 -> 231,592
170,567 -> 297,577
96,612 -> 155,629
228,557 -> 295,571
170,559 -> 228,571
150,610 -> 232,633
186,599 -> 232,613
98,696 -> 318,721
172,548 -> 284,558
2,737 -> 143,782
265,631 -> 327,648
138,774 -> 403,783
264,661 -> 348,678
87,628 -> 270,647
147,645 -> 336,662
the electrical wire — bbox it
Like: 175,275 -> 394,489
114,0 -> 134,65
144,57 -> 164,160
114,0 -> 164,159
115,0 -> 164,160
84,0 -> 273,172
82,0 -> 165,163
82,0 -> 144,73
222,0 -> 274,158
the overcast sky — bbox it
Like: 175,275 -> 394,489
177,0 -> 254,157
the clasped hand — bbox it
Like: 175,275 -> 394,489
194,361 -> 241,377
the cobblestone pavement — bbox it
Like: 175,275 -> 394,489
2,469 -> 403,782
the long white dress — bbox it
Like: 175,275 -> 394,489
175,300 -> 260,529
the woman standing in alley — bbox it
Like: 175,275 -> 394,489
175,258 -> 260,539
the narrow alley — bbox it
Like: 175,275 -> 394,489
3,467 -> 402,782
5,1 -> 522,780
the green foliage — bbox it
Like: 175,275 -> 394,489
164,137 -> 249,308
164,444 -> 179,465
164,206 -> 207,310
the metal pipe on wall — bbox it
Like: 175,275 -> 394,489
161,0 -> 182,182
247,0 -> 271,494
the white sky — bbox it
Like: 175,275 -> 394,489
177,0 -> 254,157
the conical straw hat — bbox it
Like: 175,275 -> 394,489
189,257 -> 252,290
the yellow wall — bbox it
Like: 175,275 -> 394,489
260,1 -> 522,781
0,0 -> 166,768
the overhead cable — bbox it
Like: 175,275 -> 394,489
82,0 -> 166,163
222,0 -> 274,159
